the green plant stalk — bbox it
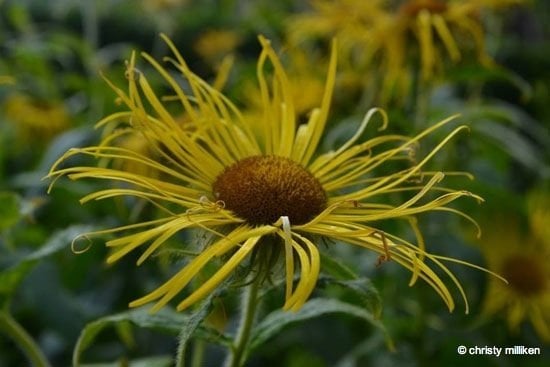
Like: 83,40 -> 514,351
190,339 -> 206,367
0,311 -> 52,367
224,276 -> 261,367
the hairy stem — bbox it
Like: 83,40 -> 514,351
224,276 -> 261,367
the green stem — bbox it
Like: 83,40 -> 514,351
0,311 -> 51,367
190,339 -> 206,367
224,276 -> 262,367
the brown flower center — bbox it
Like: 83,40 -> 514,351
501,255 -> 547,296
399,0 -> 448,17
212,155 -> 327,226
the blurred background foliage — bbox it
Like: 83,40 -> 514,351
0,0 -> 549,366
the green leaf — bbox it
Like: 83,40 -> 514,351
474,121 -> 544,171
318,254 -> 382,316
73,307 -> 186,367
334,334 -> 388,367
175,290 -> 232,367
0,191 -> 21,230
322,278 -> 383,319
0,262 -> 35,296
115,321 -> 135,348
447,64 -> 532,101
248,298 -> 394,357
7,3 -> 32,32
73,304 -> 228,367
0,225 -> 94,299
319,251 -> 359,280
24,224 -> 95,262
0,311 -> 52,367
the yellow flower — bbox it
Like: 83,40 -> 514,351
48,34 -> 499,313
481,189 -> 550,342
288,0 -> 525,103
3,93 -> 70,144
194,30 -> 242,66
0,75 -> 16,85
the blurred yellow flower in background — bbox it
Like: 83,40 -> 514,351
288,0 -> 525,103
112,131 -> 160,178
0,75 -> 16,85
481,189 -> 550,342
3,93 -> 70,144
49,34 -> 499,315
194,29 -> 242,66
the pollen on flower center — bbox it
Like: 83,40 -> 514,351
212,155 -> 327,226
501,255 -> 547,296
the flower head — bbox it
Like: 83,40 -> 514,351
0,75 -> 16,85
3,93 -> 70,144
288,0 -> 525,102
194,29 -> 242,66
48,34 -> 497,313
481,189 -> 550,342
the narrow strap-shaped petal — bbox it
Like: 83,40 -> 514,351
292,39 -> 337,166
257,36 -> 297,158
176,235 -> 262,311
275,216 -> 294,303
129,225 -> 275,312
432,14 -> 461,62
283,237 -> 311,311
417,10 -> 435,80
287,232 -> 321,312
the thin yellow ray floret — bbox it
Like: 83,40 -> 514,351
275,216 -> 295,302
331,119 -> 466,202
432,14 -> 461,62
176,234 -> 262,311
256,35 -> 297,158
292,39 -> 338,166
129,225 -> 276,312
313,113 -> 458,187
106,214 -> 236,265
301,221 -> 458,310
284,232 -> 321,312
417,10 -> 436,80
